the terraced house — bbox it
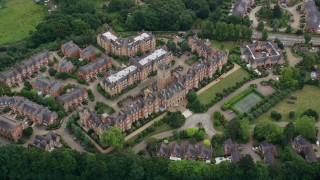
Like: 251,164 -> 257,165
156,142 -> 213,162
30,76 -> 63,97
241,41 -> 283,68
0,50 -> 53,86
188,36 -> 219,60
97,29 -> 156,57
0,96 -> 58,125
28,131 -> 61,151
57,87 -> 88,110
77,56 -> 112,81
0,116 -> 24,142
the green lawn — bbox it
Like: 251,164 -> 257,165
257,86 -> 320,122
198,68 -> 250,104
127,123 -> 173,142
0,0 -> 44,44
210,40 -> 237,51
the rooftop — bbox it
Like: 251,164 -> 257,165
106,65 -> 137,83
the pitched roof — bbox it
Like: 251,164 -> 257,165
78,56 -> 110,74
158,81 -> 185,100
57,87 -> 87,104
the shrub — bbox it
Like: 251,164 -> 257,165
271,111 -> 282,121
23,127 -> 33,137
289,111 -> 295,119
203,139 -> 211,147
302,109 -> 319,121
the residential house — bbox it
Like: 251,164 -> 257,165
223,138 -> 241,163
259,140 -> 276,164
97,29 -> 156,57
30,76 -> 63,96
57,87 -> 88,110
0,116 -> 24,142
156,142 -> 170,157
301,0 -> 320,32
54,60 -> 75,74
241,41 -> 283,68
158,81 -> 187,110
61,41 -> 80,57
28,131 -> 60,151
293,135 -> 317,162
80,45 -> 96,60
77,56 -> 112,81
0,50 -> 53,86
0,96 -> 58,125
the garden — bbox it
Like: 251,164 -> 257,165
0,0 -> 44,44
198,67 -> 250,104
257,85 -> 320,122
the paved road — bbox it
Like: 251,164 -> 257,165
252,30 -> 320,46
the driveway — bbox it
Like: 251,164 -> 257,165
180,113 -> 216,138
249,3 -> 301,32
285,47 -> 302,67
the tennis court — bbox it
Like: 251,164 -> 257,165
232,92 -> 262,114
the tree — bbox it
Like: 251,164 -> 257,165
83,136 -> 93,148
254,120 -> 282,143
280,67 -> 299,87
166,40 -> 177,52
304,35 -> 311,44
285,25 -> 292,33
257,21 -> 265,31
302,109 -> 319,121
145,137 -> 158,152
295,115 -> 317,141
164,111 -> 186,128
262,29 -> 268,41
187,91 -> 197,102
240,118 -> 251,142
273,4 -> 283,18
272,19 -> 279,32
23,127 -> 33,137
40,66 -> 47,72
282,122 -> 295,145
101,127 -> 125,149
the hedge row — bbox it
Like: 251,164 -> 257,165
222,86 -> 255,110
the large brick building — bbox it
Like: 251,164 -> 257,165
0,50 -> 53,86
30,76 -> 63,97
97,29 -> 156,57
80,45 -> 96,60
188,36 -> 218,60
241,41 -> 283,68
57,87 -> 88,110
77,56 -> 112,81
101,49 -> 173,96
0,96 -> 58,125
0,116 -> 24,142
80,90 -> 159,134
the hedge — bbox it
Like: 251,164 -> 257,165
222,86 -> 255,110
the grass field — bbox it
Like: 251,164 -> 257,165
257,86 -> 320,122
210,40 -> 237,51
127,123 -> 173,142
233,92 -> 263,114
198,68 -> 250,104
0,0 -> 44,45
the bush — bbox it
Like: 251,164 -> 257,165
203,139 -> 211,147
271,111 -> 282,121
289,111 -> 295,119
302,109 -> 319,121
